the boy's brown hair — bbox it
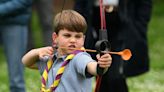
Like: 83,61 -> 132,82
53,10 -> 87,34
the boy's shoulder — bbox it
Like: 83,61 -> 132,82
72,51 -> 93,62
75,51 -> 91,57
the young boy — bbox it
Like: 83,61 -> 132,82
22,10 -> 112,92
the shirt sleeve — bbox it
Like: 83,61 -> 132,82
36,58 -> 48,75
73,52 -> 95,77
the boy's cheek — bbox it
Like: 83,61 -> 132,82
77,42 -> 84,47
79,39 -> 84,45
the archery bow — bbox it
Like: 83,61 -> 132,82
95,0 -> 113,91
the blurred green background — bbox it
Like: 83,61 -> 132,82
0,0 -> 164,92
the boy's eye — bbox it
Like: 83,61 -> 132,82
63,34 -> 71,38
75,35 -> 82,39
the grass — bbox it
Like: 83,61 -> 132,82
127,1 -> 164,92
128,70 -> 164,92
0,1 -> 164,92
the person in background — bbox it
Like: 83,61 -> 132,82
123,0 -> 152,78
0,0 -> 33,92
74,0 -> 152,92
22,10 -> 112,92
28,0 -> 54,49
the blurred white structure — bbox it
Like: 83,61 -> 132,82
95,0 -> 119,6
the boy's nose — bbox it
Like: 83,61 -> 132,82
70,37 -> 76,42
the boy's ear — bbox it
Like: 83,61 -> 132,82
52,32 -> 58,42
83,35 -> 85,40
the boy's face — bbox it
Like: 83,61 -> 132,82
52,29 -> 85,55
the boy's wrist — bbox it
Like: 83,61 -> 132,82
96,64 -> 107,76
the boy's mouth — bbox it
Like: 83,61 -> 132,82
68,45 -> 76,50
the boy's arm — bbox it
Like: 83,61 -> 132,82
22,49 -> 40,69
86,54 -> 112,76
22,46 -> 54,69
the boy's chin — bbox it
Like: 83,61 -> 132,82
67,50 -> 76,54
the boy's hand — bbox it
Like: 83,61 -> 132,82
36,46 -> 54,59
96,53 -> 112,68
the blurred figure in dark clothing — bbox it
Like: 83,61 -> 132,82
28,0 -> 54,49
0,0 -> 33,92
74,0 -> 152,92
